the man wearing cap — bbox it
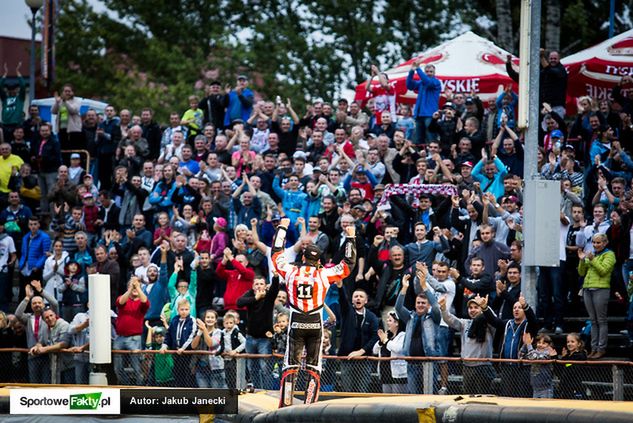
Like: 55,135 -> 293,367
457,161 -> 476,189
224,75 -> 254,128
406,59 -> 441,145
439,294 -> 496,394
67,153 -> 86,185
272,217 -> 357,407
199,81 -> 226,130
461,95 -> 484,123
429,102 -> 458,156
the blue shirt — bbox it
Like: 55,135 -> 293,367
179,159 -> 200,175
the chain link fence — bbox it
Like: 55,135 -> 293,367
1,349 -> 632,401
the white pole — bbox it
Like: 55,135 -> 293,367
88,274 -> 112,385
520,0 -> 542,307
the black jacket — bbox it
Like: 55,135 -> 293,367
31,136 -> 61,173
141,121 -> 163,160
337,285 -> 379,356
199,94 -> 226,130
237,276 -> 279,338
540,63 -> 568,107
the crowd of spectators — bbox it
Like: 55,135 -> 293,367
0,48 -> 631,398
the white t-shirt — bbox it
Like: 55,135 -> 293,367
0,235 -> 16,271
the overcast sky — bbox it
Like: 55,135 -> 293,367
1,0 -> 37,39
1,0 -> 106,39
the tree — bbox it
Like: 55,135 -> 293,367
544,0 -> 561,51
496,0 -> 514,51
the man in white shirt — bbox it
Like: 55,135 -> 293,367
0,217 -> 16,310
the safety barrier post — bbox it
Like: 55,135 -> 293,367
50,353 -> 58,384
236,356 -> 247,389
612,364 -> 624,401
423,360 -> 434,395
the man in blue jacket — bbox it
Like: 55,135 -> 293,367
406,59 -> 442,146
223,75 -> 254,128
336,281 -> 379,393
19,216 -> 51,298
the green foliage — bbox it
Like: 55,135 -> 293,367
55,0 -> 633,122
56,0 -> 449,119
461,0 -> 632,55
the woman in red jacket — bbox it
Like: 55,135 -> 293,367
217,247 -> 254,323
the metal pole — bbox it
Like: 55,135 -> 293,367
609,0 -> 616,38
520,0 -> 541,307
29,7 -> 37,101
612,364 -> 624,401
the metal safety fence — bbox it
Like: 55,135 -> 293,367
1,349 -> 632,401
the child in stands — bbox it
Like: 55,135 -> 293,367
520,332 -> 558,398
558,332 -> 588,399
221,311 -> 246,388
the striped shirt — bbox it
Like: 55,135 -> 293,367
272,251 -> 350,313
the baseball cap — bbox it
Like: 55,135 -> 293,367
550,129 -> 563,139
293,151 -> 307,160
82,193 -> 93,199
213,217 -> 227,228
442,102 -> 456,110
461,161 -> 474,168
504,195 -> 519,204
465,97 -> 474,105
237,74 -> 248,81
271,213 -> 281,222
70,153 -> 81,159
563,144 -> 575,151
374,184 -> 385,191
153,327 -> 166,336
466,297 -> 481,308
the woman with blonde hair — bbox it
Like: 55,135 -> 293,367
578,233 -> 616,359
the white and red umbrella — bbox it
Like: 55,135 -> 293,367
562,28 -> 633,102
354,31 -> 518,105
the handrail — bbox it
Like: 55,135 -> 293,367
3,348 -> 631,366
